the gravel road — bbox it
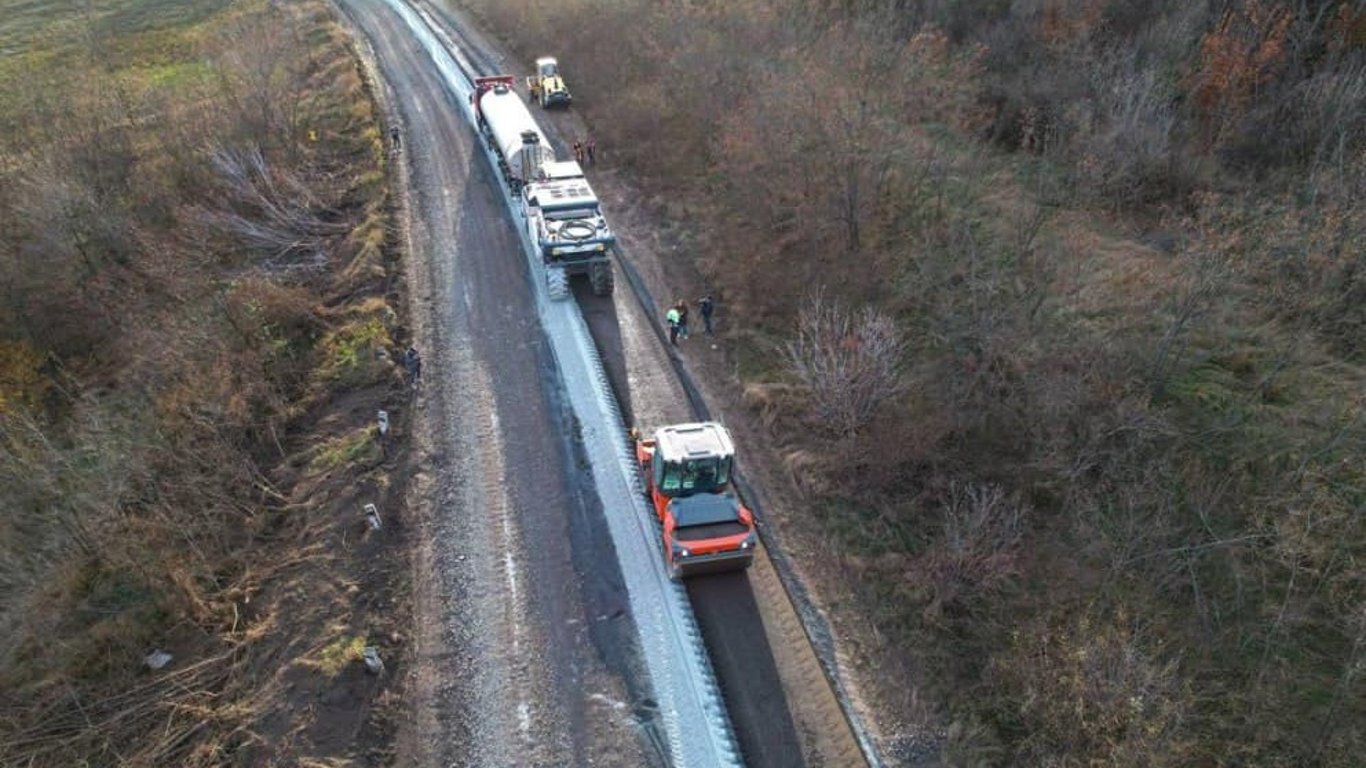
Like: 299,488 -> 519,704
335,3 -> 660,766
403,4 -> 833,765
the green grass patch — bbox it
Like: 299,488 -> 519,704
728,325 -> 787,384
315,310 -> 394,388
816,495 -> 927,558
308,427 -> 382,475
312,634 -> 366,677
0,0 -> 229,58
122,58 -> 214,91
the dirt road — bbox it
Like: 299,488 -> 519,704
335,3 -> 660,766
409,3 -> 871,766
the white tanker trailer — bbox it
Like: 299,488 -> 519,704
471,76 -> 555,189
472,76 -> 614,299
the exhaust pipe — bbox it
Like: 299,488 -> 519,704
520,130 -> 542,184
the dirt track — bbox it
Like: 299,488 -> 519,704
336,3 -> 659,765
337,0 -> 874,764
419,2 -> 874,765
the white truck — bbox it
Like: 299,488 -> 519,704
472,76 -> 613,299
523,160 -> 615,297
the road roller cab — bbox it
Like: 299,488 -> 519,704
633,422 -> 757,580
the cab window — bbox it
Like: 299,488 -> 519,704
660,461 -> 681,492
683,458 -> 725,493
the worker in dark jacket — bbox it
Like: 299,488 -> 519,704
404,346 -> 422,386
698,295 -> 715,335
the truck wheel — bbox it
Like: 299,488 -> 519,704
590,262 -> 614,296
546,267 -> 569,300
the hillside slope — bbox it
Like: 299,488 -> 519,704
448,0 -> 1364,763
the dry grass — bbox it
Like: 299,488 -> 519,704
0,0 -> 408,765
458,0 -> 1365,763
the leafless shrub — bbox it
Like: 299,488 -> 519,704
197,145 -> 348,270
211,8 -> 310,147
916,483 -> 1027,613
12,154 -> 134,277
1149,251 -> 1227,397
999,611 -> 1191,765
785,290 -> 906,436
1082,52 -> 1187,206
1298,60 -> 1366,184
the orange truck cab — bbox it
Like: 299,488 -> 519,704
633,422 -> 757,579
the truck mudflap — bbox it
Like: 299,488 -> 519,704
673,548 -> 755,579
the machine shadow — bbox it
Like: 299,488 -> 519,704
573,279 -> 636,427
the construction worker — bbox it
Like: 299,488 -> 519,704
574,140 -> 585,164
404,346 -> 422,387
666,306 -> 681,346
586,137 -> 596,165
529,79 -> 541,103
698,294 -> 715,335
676,300 -> 690,340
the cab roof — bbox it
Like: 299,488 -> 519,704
538,160 -> 584,180
655,422 -> 735,462
527,178 -> 597,209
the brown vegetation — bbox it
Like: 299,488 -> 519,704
458,0 -> 1363,763
0,1 -> 408,765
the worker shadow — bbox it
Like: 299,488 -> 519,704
686,571 -> 807,767
573,279 -> 635,427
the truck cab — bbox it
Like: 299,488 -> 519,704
523,161 -> 615,293
633,422 -> 757,579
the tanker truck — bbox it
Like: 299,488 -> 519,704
471,75 -> 614,299
471,76 -> 555,191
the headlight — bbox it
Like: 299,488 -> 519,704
672,543 -> 691,558
740,540 -> 752,549
595,243 -> 606,251
551,247 -> 564,255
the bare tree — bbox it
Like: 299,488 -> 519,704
197,145 -> 348,270
212,7 -> 310,147
785,290 -> 906,436
918,482 -> 1029,613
